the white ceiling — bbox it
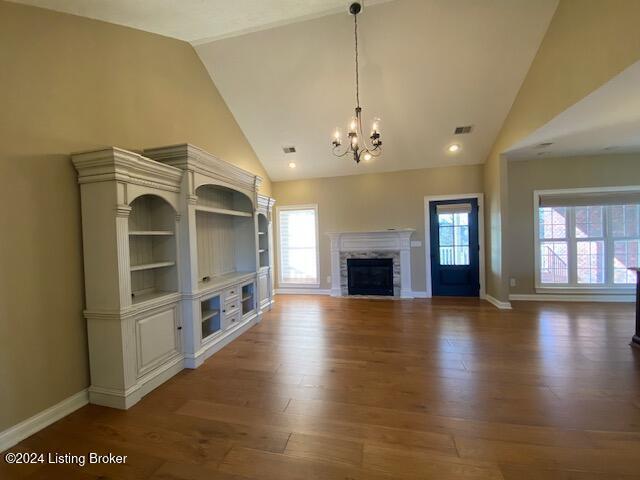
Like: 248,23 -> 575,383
506,60 -> 640,160
196,0 -> 558,180
12,0 -> 559,181
10,0 -> 392,43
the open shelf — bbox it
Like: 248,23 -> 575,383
195,184 -> 256,285
129,230 -> 174,236
195,205 -> 252,217
128,195 -> 178,300
131,289 -> 175,305
130,261 -> 175,272
198,271 -> 256,293
257,214 -> 270,268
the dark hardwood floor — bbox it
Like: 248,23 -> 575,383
3,296 -> 640,479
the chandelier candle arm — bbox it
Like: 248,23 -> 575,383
331,1 -> 382,164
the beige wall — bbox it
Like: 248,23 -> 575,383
483,0 -> 640,301
508,154 -> 640,295
0,1 -> 269,432
272,164 -> 484,293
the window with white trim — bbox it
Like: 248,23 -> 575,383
535,189 -> 640,291
278,205 -> 319,286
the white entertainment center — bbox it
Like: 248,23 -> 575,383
73,144 -> 275,409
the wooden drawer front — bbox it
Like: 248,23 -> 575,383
224,286 -> 240,301
225,311 -> 241,329
136,306 -> 179,376
223,298 -> 240,315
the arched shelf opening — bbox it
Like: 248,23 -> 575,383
128,194 -> 178,304
257,213 -> 270,268
195,184 -> 253,216
194,185 -> 256,290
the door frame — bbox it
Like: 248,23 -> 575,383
424,193 -> 485,298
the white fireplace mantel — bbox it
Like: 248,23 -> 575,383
327,229 -> 414,298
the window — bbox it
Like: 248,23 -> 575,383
438,211 -> 469,265
535,189 -> 640,291
278,205 -> 319,286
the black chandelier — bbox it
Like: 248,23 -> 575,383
331,2 -> 382,164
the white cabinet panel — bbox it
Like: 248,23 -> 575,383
137,307 -> 179,375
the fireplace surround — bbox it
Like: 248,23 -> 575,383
328,229 -> 414,298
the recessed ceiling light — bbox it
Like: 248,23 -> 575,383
448,144 -> 461,153
288,162 -> 296,169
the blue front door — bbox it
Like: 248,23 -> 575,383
429,198 -> 480,297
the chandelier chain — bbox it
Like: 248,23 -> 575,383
354,12 -> 360,108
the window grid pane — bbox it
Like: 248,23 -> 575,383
279,208 -> 318,284
539,207 -> 567,239
438,212 -> 469,265
614,239 -> 639,284
576,240 -> 605,284
540,241 -> 568,284
575,206 -> 603,238
538,203 -> 640,288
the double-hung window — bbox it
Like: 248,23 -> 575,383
278,205 -> 319,286
535,188 -> 640,292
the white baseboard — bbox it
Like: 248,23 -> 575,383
509,293 -> 635,303
275,288 -> 331,295
0,389 -> 88,452
484,294 -> 513,310
412,291 -> 428,298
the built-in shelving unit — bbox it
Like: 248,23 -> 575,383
73,147 -> 184,411
75,144 -> 272,411
128,195 -> 178,304
258,213 -> 270,268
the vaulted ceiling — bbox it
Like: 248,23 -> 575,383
12,0 -> 559,181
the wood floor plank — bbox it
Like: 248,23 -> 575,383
3,296 -> 639,479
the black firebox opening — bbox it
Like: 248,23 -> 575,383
347,258 -> 393,296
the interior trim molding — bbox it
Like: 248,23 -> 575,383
509,293 -> 635,303
484,294 -> 513,310
0,389 -> 88,453
423,193 -> 485,298
275,288 -> 332,295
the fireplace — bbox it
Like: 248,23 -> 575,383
347,258 -> 394,296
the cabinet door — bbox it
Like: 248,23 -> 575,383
136,305 -> 180,377
258,272 -> 270,307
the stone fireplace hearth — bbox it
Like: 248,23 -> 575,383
327,229 -> 414,298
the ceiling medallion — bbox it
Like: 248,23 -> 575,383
331,2 -> 382,164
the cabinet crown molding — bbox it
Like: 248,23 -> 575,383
143,144 -> 262,193
72,147 -> 183,191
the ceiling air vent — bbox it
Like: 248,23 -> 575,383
282,146 -> 296,154
454,125 -> 473,135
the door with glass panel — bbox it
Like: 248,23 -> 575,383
429,199 -> 480,296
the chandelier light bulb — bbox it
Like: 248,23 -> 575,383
349,119 -> 357,132
364,153 -> 372,161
